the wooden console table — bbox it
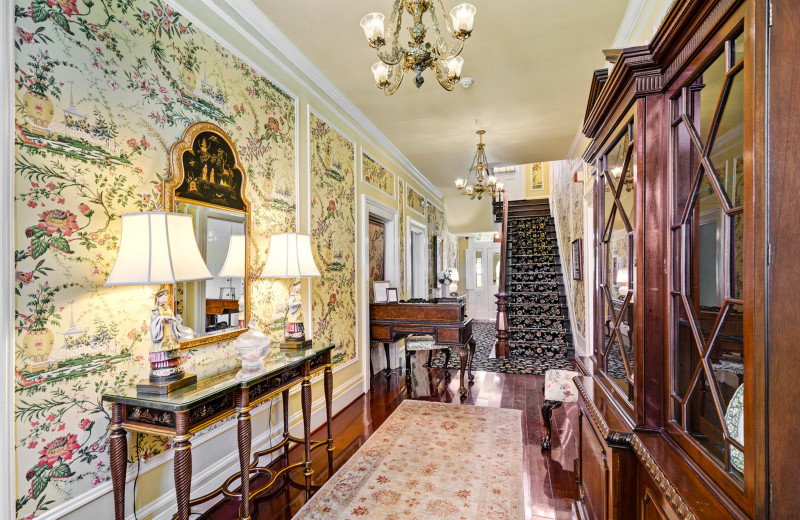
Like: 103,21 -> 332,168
102,343 -> 335,520
369,298 -> 475,396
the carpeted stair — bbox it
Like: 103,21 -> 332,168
505,213 -> 573,363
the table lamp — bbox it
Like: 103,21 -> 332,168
448,268 -> 460,296
616,268 -> 629,298
105,212 -> 212,394
261,232 -> 321,348
219,234 -> 246,323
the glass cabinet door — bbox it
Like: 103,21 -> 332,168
669,29 -> 746,484
598,115 -> 636,402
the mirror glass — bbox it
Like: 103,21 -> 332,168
175,202 -> 246,340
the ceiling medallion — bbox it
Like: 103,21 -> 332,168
455,130 -> 503,200
360,0 -> 476,95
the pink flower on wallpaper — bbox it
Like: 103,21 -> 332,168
16,271 -> 34,285
27,201 -> 37,208
17,27 -> 34,44
47,0 -> 80,18
79,419 -> 93,430
37,433 -> 79,467
37,210 -> 79,237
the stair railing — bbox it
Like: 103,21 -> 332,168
494,188 -> 510,358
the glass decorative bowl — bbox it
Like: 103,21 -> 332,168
233,319 -> 271,374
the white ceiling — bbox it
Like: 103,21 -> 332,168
250,0 -> 629,192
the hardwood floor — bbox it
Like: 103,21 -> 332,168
206,353 -> 580,519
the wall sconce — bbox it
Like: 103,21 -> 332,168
616,267 -> 629,298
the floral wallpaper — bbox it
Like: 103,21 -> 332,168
309,113 -> 356,366
13,0 -> 296,517
368,220 -> 385,302
361,152 -> 394,198
531,162 -> 544,190
427,203 -> 446,292
406,185 -> 425,215
551,161 -> 585,336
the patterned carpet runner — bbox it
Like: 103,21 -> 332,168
506,216 -> 573,362
293,400 -> 524,520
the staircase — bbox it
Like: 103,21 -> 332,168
497,199 -> 573,362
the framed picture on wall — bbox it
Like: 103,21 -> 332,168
386,288 -> 399,303
571,238 -> 583,280
373,280 -> 390,303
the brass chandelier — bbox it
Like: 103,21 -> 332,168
455,130 -> 504,200
360,0 -> 476,95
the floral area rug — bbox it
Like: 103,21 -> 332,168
293,400 -> 523,520
424,320 -> 572,375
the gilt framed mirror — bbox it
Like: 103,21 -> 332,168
165,122 -> 250,349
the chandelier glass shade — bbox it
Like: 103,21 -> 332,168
360,0 -> 476,95
455,130 -> 504,200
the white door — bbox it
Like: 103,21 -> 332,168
465,239 -> 501,320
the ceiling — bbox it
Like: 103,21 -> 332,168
251,0 -> 629,193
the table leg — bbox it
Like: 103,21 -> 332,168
282,388 -> 290,466
109,404 -> 127,520
301,362 -> 313,499
467,337 -> 476,382
174,411 -> 192,520
236,388 -> 252,520
383,342 -> 391,375
458,344 -> 468,396
324,351 -> 335,469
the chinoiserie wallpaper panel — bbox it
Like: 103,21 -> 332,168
362,152 -> 394,199
12,0 -> 297,517
309,112 -> 357,366
368,220 -> 386,302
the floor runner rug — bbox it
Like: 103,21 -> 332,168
424,321 -> 572,375
293,400 -> 523,520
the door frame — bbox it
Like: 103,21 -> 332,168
359,195 -> 399,392
406,216 -> 428,299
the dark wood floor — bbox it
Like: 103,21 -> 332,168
206,353 -> 580,519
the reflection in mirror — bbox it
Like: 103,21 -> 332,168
176,202 -> 245,339
492,252 -> 500,286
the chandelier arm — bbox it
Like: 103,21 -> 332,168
377,47 -> 406,66
429,7 -> 465,61
383,64 -> 405,95
375,0 -> 406,65
433,59 -> 456,91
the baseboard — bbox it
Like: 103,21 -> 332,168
45,374 -> 364,520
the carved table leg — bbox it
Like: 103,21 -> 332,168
467,337 -> 476,382
541,399 -> 563,451
324,351 -> 335,466
109,404 -> 127,520
173,411 -> 192,520
383,342 -> 391,376
236,387 -> 252,520
443,348 -> 452,379
283,388 -> 290,467
458,344 -> 468,396
301,362 -> 313,499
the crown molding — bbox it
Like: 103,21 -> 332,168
175,0 -> 443,201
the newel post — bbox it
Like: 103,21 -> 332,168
495,189 -> 510,358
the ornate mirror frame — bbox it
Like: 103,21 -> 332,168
165,121 -> 251,349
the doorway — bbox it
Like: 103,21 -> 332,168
465,236 -> 501,320
407,217 -> 428,299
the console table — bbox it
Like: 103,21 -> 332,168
369,298 -> 474,396
102,343 -> 335,520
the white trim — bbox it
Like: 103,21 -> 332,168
406,216 -> 429,299
360,195 -> 400,384
171,0 -> 442,202
361,150 -> 397,201
582,181 -> 596,358
405,185 -> 427,218
2,1 -> 15,518
612,0 -> 652,48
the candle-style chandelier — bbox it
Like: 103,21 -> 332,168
455,130 -> 504,200
360,0 -> 476,95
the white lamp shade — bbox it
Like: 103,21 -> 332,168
616,268 -> 629,285
105,212 -> 212,286
449,268 -> 460,282
450,3 -> 476,33
360,12 -> 385,41
444,56 -> 464,78
219,235 -> 245,278
371,61 -> 390,84
261,232 -> 321,278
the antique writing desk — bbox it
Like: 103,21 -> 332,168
370,298 -> 475,395
102,343 -> 335,520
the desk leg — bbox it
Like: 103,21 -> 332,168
174,411 -> 192,520
109,404 -> 127,520
467,337 -> 476,382
383,342 -> 391,375
301,362 -> 313,499
324,351 -> 335,469
236,388 -> 252,520
458,344 -> 468,396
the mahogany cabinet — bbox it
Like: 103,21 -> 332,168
572,0 -> 795,517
